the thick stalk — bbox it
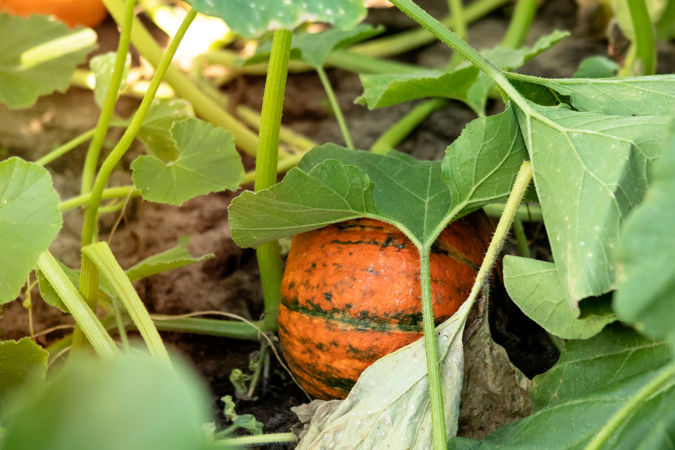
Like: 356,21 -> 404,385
657,0 -> 675,40
214,433 -> 297,447
255,30 -> 293,333
36,129 -> 96,166
81,0 -> 136,195
371,99 -> 447,154
243,152 -> 305,185
627,0 -> 657,75
316,66 -> 354,149
71,255 -> 100,354
501,0 -> 539,48
81,9 -> 196,246
585,364 -> 675,450
419,248 -> 447,449
101,0 -> 260,155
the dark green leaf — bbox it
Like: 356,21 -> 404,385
515,103 -> 669,309
3,353 -> 212,450
0,338 -> 48,413
614,118 -> 675,349
132,118 -> 244,206
126,237 -> 213,282
504,256 -> 615,339
90,52 -> 131,108
0,158 -> 62,304
136,99 -> 195,163
448,326 -> 674,449
246,24 -> 383,68
186,0 -> 367,39
0,14 -> 97,109
573,56 -> 620,78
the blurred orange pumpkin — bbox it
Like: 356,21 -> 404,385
0,0 -> 108,28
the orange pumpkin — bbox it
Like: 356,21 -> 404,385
278,212 -> 494,399
0,0 -> 108,28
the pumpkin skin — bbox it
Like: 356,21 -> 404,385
279,211 -> 494,399
0,0 -> 108,28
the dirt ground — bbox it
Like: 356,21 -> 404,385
2,0 -> 673,444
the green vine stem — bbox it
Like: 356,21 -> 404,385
501,0 -> 539,48
59,186 -> 139,211
657,0 -> 675,40
371,98 -> 447,154
446,0 -> 468,67
585,363 -> 675,450
36,251 -> 119,359
81,9 -> 196,246
80,0 -> 135,195
254,29 -> 293,333
316,66 -> 354,149
214,432 -> 298,447
512,217 -> 531,258
627,0 -> 657,75
35,129 -> 96,166
483,203 -> 542,221
101,0 -> 260,156
82,242 -> 171,365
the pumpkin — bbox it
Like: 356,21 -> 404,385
0,0 -> 108,28
278,211 -> 494,399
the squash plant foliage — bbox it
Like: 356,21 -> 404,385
0,0 -> 675,448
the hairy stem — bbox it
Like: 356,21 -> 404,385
255,30 -> 293,333
446,0 -> 468,67
316,66 -> 354,149
214,432 -> 297,447
81,0 -> 135,195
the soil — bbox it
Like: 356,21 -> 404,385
1,0 -> 673,445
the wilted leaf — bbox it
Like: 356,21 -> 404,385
132,118 -> 244,206
0,14 -> 97,109
2,353 -> 212,450
220,395 -> 263,436
90,52 -> 131,108
127,237 -> 213,282
515,103 -> 669,308
186,0 -> 367,39
297,300 -> 471,449
136,99 -> 195,163
614,118 -> 675,350
504,256 -> 615,339
0,158 -> 62,304
448,325 -> 674,449
246,24 -> 383,68
0,338 -> 48,413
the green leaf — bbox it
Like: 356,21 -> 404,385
0,14 -> 97,109
298,299 -> 470,448
132,118 -> 244,206
356,66 -> 480,110
0,338 -> 48,413
220,395 -> 263,436
90,52 -> 131,108
186,0 -> 367,39
246,23 -> 383,68
515,103 -> 670,309
0,158 -> 62,304
480,30 -> 569,71
507,73 -> 675,116
2,353 -> 212,450
448,326 -> 674,449
573,56 -> 620,78
504,256 -> 615,339
136,99 -> 195,163
126,237 -> 213,282
614,118 -> 675,349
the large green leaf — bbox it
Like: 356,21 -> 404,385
507,73 -> 675,116
504,256 -> 616,339
231,107 -> 526,249
136,99 -> 195,163
131,118 -> 244,206
2,354 -> 212,450
448,326 -> 674,449
186,0 -> 367,39
90,52 -> 131,108
0,14 -> 97,109
126,237 -> 213,282
0,338 -> 48,413
614,118 -> 675,350
246,23 -> 383,68
0,158 -> 62,304
515,103 -> 669,309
